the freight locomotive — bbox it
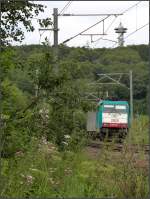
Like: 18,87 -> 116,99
87,99 -> 130,140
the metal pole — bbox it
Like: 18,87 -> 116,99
0,0 -> 2,191
130,70 -> 133,123
53,8 -> 59,73
103,20 -> 104,34
53,8 -> 58,47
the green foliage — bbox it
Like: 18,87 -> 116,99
0,44 -> 149,197
101,47 -> 141,65
2,79 -> 28,114
0,48 -> 16,80
127,115 -> 149,144
1,1 -> 51,45
129,44 -> 149,61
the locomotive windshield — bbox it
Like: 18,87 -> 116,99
103,104 -> 127,113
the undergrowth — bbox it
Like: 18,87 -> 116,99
0,115 -> 149,198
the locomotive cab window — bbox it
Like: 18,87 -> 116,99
103,104 -> 127,113
103,105 -> 115,113
115,105 -> 127,113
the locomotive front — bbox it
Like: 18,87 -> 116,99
96,100 -> 130,139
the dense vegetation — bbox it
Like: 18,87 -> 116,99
1,44 -> 149,155
0,116 -> 149,198
0,43 -> 149,197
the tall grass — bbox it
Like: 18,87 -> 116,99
0,115 -> 149,198
126,115 -> 149,144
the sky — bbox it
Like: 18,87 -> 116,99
18,1 -> 149,48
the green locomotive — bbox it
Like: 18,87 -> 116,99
87,99 -> 130,140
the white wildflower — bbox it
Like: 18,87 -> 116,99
45,109 -> 49,114
49,168 -> 57,173
62,141 -> 68,146
39,109 -> 43,114
26,175 -> 34,184
41,136 -> 47,145
64,168 -> 72,175
15,151 -> 24,157
64,134 -> 71,139
29,168 -> 38,172
21,174 -> 34,185
45,114 -> 49,118
49,177 -> 55,184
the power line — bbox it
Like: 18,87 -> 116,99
101,16 -> 118,36
125,23 -> 149,40
61,15 -> 111,44
59,14 -> 123,16
37,1 -> 146,48
122,1 -> 142,14
96,38 -> 117,43
92,1 -> 143,48
36,1 -> 143,47
59,1 -> 72,16
92,16 -> 118,47
59,2 -> 72,15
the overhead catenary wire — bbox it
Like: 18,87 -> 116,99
61,15 -> 111,44
33,1 -> 73,45
122,1 -> 142,14
94,5 -> 148,49
92,15 -> 118,47
35,0 -> 146,48
95,38 -> 117,43
59,1 -> 72,16
59,1 -> 72,15
124,23 -> 149,40
30,2 -> 141,22
92,1 -> 143,48
69,1 -> 142,48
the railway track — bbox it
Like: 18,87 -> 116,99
87,140 -> 150,154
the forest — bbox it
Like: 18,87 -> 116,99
1,43 -> 149,154
0,1 -> 149,198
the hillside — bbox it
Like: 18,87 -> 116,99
0,44 -> 149,197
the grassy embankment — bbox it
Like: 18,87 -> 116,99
0,115 -> 149,198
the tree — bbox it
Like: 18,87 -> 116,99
0,0 -> 52,45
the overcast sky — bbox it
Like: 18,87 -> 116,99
19,1 -> 149,48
